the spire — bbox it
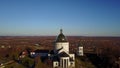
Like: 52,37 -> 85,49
60,29 -> 63,34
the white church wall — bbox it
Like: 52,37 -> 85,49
60,57 -> 69,68
70,61 -> 75,68
69,54 -> 75,60
77,47 -> 83,56
53,61 -> 59,68
55,42 -> 69,54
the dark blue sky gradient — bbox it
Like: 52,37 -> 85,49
0,0 -> 120,36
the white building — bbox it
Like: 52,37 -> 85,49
52,29 -> 75,68
77,42 -> 84,56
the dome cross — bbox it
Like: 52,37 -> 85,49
60,29 -> 63,34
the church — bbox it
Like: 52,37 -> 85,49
30,29 -> 84,68
51,29 -> 75,68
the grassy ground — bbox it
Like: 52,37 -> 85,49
5,62 -> 26,68
75,55 -> 96,68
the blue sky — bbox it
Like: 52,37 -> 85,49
0,0 -> 120,36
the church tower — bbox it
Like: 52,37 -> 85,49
52,29 -> 75,68
54,29 -> 69,54
77,42 -> 84,56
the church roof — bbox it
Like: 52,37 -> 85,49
59,51 -> 69,57
53,56 -> 60,61
49,50 -> 54,54
56,29 -> 68,42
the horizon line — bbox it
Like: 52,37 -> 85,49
0,35 -> 120,37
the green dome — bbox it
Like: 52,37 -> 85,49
56,29 -> 67,42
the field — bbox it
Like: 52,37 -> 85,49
0,36 -> 120,68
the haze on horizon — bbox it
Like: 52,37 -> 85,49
0,0 -> 120,36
